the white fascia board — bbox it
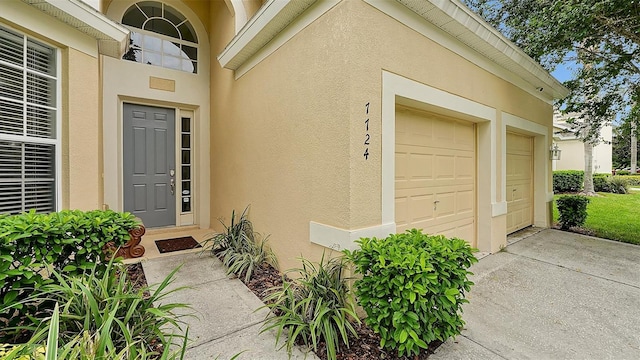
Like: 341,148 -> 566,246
217,0 -> 316,70
393,0 -> 569,100
22,0 -> 129,57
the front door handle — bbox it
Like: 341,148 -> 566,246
170,178 -> 175,195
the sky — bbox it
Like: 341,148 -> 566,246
551,65 -> 574,83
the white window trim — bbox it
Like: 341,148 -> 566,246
55,47 -> 62,212
0,23 -> 61,213
121,1 -> 199,74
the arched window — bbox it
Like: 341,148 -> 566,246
121,1 -> 198,73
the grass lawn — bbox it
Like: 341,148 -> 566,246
553,190 -> 640,245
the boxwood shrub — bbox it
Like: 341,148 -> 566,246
556,195 -> 590,230
593,173 -> 611,192
344,229 -> 477,357
0,210 -> 140,341
553,170 -> 584,193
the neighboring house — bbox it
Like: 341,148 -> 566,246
0,0 -> 568,269
553,111 -> 613,174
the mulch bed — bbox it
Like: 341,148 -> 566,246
550,223 -> 596,236
126,260 -> 441,359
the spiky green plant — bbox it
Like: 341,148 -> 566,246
260,254 -> 359,360
6,258 -> 192,359
3,303 -> 190,360
203,206 -> 277,282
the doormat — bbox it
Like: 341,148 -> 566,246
155,236 -> 202,254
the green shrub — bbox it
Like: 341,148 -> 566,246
344,229 -> 477,357
203,206 -> 276,282
0,210 -> 140,339
553,170 -> 584,193
260,254 -> 359,360
616,175 -> 640,186
593,174 -> 611,192
608,176 -> 629,194
616,170 -> 631,175
5,259 -> 190,359
556,195 -> 590,230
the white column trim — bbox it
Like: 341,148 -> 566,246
309,222 -> 396,251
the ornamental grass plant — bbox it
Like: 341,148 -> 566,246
202,206 -> 277,282
260,254 -> 359,360
2,258 -> 191,359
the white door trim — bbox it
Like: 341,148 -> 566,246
381,71 -> 497,252
502,112 -> 551,228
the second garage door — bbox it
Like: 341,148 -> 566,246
395,106 -> 476,246
506,132 -> 533,234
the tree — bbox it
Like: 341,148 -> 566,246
464,0 -> 640,193
612,121 -> 640,170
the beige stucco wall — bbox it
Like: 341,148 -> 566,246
1,0 -> 103,212
209,0 -> 352,269
63,49 -> 102,210
209,0 -> 555,269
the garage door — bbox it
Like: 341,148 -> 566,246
506,132 -> 533,234
395,106 -> 476,246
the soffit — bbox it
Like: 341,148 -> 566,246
21,0 -> 129,58
218,0 -> 316,70
218,0 -> 569,100
396,0 -> 568,100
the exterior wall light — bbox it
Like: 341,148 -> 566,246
550,143 -> 561,160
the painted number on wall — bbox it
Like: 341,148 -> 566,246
364,102 -> 370,160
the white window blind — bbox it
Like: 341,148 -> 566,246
0,25 -> 58,214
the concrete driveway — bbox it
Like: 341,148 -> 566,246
431,229 -> 640,360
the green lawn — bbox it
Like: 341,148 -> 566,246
553,190 -> 640,245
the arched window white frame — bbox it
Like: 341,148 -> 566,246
122,1 -> 198,73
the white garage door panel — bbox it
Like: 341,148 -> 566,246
506,132 -> 533,234
395,106 -> 476,246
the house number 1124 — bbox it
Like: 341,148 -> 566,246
364,102 -> 370,160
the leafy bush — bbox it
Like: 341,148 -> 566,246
593,173 -> 611,192
616,175 -> 640,186
616,170 -> 631,175
553,170 -> 584,193
260,255 -> 359,360
4,259 -> 190,359
556,195 -> 590,230
344,229 -> 477,357
203,206 -> 276,282
0,210 -> 140,339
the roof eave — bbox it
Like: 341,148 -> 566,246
217,0 -> 570,101
396,0 -> 569,100
21,0 -> 129,58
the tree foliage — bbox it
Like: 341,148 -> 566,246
612,122 -> 640,169
464,0 -> 640,138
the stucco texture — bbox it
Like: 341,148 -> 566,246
63,48 -> 102,210
209,0 -> 554,269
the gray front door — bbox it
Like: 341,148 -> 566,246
123,103 -> 176,228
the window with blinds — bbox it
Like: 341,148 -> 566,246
0,25 -> 58,214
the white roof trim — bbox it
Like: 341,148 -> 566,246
218,0 -> 316,69
21,0 -> 129,58
217,0 -> 568,100
395,0 -> 568,99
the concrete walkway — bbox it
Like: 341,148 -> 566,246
141,229 -> 640,359
141,252 -> 317,360
431,229 -> 640,359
